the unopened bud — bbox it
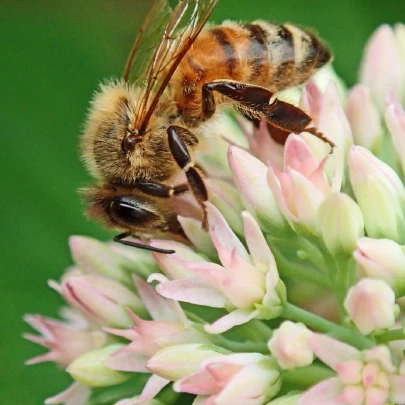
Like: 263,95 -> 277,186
147,344 -> 228,381
317,193 -> 364,257
68,344 -> 131,387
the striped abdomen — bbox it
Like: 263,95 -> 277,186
171,21 -> 332,124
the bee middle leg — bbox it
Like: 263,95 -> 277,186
167,125 -> 209,230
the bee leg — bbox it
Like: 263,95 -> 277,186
167,125 -> 209,230
204,80 -> 334,151
113,232 -> 176,254
137,181 -> 189,197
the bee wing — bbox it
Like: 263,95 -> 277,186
122,0 -> 172,85
123,0 -> 218,133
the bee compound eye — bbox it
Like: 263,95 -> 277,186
111,198 -> 159,226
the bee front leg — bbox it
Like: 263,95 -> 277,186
167,125 -> 209,230
204,80 -> 335,150
137,181 -> 189,197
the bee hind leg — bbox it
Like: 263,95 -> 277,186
205,80 -> 334,151
167,125 -> 209,230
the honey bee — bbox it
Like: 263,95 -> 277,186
81,0 -> 333,253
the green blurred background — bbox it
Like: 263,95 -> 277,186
0,0 -> 401,403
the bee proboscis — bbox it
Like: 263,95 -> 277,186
81,0 -> 333,253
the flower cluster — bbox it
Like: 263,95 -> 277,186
25,24 -> 405,405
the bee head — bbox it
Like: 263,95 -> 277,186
81,184 -> 178,235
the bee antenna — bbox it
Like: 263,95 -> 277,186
113,232 -> 175,254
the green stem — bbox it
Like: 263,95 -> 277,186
282,364 -> 335,390
212,335 -> 269,354
376,328 -> 405,343
272,247 -> 331,288
282,303 -> 374,350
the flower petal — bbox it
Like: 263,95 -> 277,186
45,382 -> 91,405
133,275 -> 177,321
242,211 -> 276,269
205,309 -> 258,334
174,368 -> 220,396
298,377 -> 344,405
115,375 -> 170,405
156,278 -> 227,308
205,202 -> 250,266
309,334 -> 361,370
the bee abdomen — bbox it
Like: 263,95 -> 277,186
251,21 -> 332,90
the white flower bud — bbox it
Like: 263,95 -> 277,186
317,193 -> 364,257
268,321 -> 313,369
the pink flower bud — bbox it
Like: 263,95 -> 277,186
228,146 -> 289,235
386,104 -> 405,175
354,237 -> 405,295
24,314 -> 107,366
150,240 -> 207,280
68,344 -> 131,387
360,25 -> 405,112
347,85 -> 382,152
268,321 -> 313,369
267,135 -> 332,233
44,382 -> 90,405
344,279 -> 397,335
348,146 -> 405,243
316,81 -> 353,150
174,353 -> 281,405
50,274 -> 146,328
70,236 -> 137,285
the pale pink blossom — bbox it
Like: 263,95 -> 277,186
385,102 -> 405,175
24,313 -> 107,366
360,25 -> 405,112
49,273 -> 147,328
315,81 -> 353,151
347,84 -> 382,152
349,145 -> 405,243
267,134 -> 333,233
300,334 -> 405,405
228,145 -> 288,235
105,276 -> 210,404
155,203 -> 286,334
240,117 -> 285,169
268,321 -> 314,370
174,353 -> 281,405
344,278 -> 397,335
354,238 -> 405,293
45,382 -> 90,405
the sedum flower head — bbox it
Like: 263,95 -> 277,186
25,23 -> 405,405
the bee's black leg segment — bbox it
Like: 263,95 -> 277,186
204,81 -> 273,111
202,83 -> 217,120
167,125 -> 209,229
206,80 -> 334,150
113,232 -> 176,254
137,181 -> 189,197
